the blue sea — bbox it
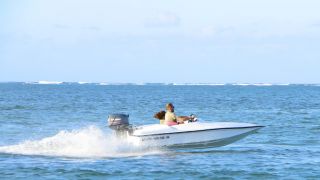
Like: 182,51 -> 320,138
0,82 -> 319,179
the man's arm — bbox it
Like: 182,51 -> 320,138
177,116 -> 192,122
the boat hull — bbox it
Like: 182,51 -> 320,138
127,123 -> 263,148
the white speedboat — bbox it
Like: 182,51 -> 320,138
108,114 -> 263,148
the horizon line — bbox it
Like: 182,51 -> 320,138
0,81 -> 320,85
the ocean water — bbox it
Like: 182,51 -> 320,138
0,83 -> 319,179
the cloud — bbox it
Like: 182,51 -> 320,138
199,26 -> 216,37
81,26 -> 101,31
198,26 -> 235,38
145,12 -> 180,28
196,21 -> 315,39
53,24 -> 70,29
311,22 -> 320,27
53,24 -> 101,32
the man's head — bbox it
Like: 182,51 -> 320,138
166,103 -> 174,112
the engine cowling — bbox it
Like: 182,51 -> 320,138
108,114 -> 132,136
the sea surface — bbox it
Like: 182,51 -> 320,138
0,82 -> 319,179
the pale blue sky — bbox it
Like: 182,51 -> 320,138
1,0 -> 320,83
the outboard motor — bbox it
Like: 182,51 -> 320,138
108,114 -> 132,137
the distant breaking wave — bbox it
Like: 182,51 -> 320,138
232,83 -> 273,86
172,83 -> 292,86
99,82 -> 109,85
172,83 -> 226,86
18,82 -> 320,86
38,81 -> 63,85
78,81 -> 90,84
25,81 -> 64,85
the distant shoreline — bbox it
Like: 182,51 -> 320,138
0,81 -> 319,86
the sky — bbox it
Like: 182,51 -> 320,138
1,0 -> 320,83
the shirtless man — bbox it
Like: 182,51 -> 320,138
164,103 -> 193,125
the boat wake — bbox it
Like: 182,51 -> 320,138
0,126 -> 164,158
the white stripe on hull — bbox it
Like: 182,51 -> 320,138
127,126 -> 261,148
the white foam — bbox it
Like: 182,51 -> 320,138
135,83 -> 146,85
98,82 -> 109,85
252,83 -> 273,86
24,81 -> 36,84
78,81 -> 90,84
172,83 -> 226,86
0,126 -> 164,158
232,83 -> 251,86
37,81 -> 63,85
231,83 -> 288,86
209,83 -> 226,86
20,82 -> 297,86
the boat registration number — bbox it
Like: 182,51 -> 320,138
141,136 -> 170,141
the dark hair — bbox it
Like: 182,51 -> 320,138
166,103 -> 174,109
154,111 -> 166,120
